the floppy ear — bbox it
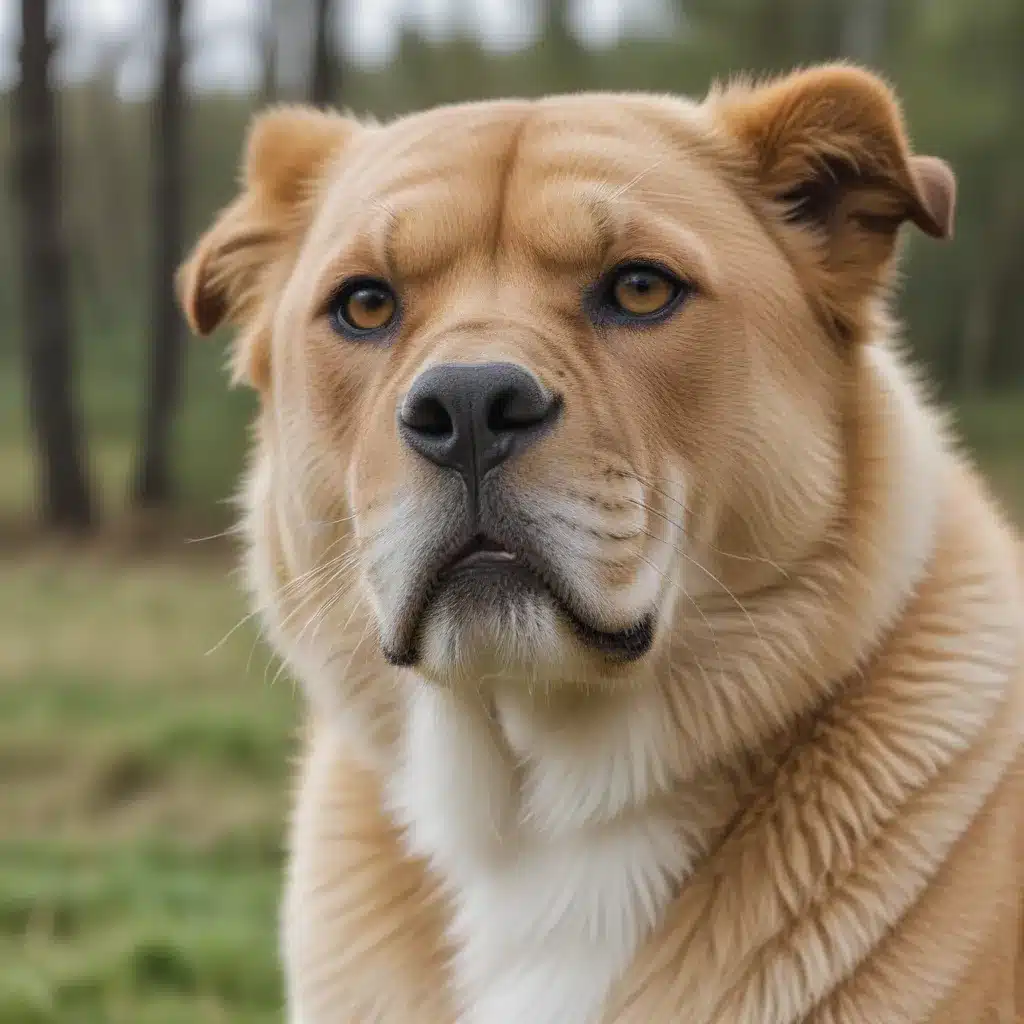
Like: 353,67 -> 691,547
709,64 -> 955,339
177,105 -> 358,388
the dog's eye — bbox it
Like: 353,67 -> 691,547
328,278 -> 397,336
604,263 -> 685,320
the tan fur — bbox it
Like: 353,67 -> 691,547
180,65 -> 1023,1023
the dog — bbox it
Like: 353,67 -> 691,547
179,64 -> 1023,1024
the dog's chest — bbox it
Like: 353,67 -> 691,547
447,815 -> 689,1024
389,687 -> 704,1024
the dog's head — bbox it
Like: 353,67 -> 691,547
180,67 -> 953,692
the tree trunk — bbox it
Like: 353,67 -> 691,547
259,0 -> 279,107
840,0 -> 887,64
16,0 -> 93,531
133,0 -> 186,509
959,177 -> 1021,394
545,0 -> 574,47
960,272 -> 996,398
544,0 -> 588,88
309,0 -> 334,106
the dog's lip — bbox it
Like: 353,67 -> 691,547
383,532 -> 657,667
438,534 -> 521,577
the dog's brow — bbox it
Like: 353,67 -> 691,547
518,187 -> 619,271
583,193 -> 618,251
380,196 -> 470,282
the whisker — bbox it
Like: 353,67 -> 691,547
245,625 -> 265,676
207,547 -> 360,658
205,606 -> 264,657
309,496 -> 383,530
271,553 -> 358,615
622,477 -> 789,576
271,553 -> 362,642
633,548 -> 724,675
543,469 -> 788,574
633,528 -> 773,655
303,563 -> 366,655
185,524 -> 244,545
621,498 -> 772,640
337,611 -> 376,687
607,158 -> 667,201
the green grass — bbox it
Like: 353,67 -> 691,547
0,554 -> 298,1023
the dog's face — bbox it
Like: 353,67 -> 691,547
180,68 -> 953,691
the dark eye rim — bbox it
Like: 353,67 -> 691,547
589,260 -> 692,327
325,276 -> 400,339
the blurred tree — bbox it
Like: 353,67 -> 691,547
678,0 -> 871,71
896,0 -> 1024,391
260,0 -> 279,107
542,0 -> 589,89
78,42 -> 139,329
310,0 -> 335,105
15,0 -> 93,531
132,0 -> 185,509
840,0 -> 888,63
545,0 -> 575,51
949,0 -> 1024,392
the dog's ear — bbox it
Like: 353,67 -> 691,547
709,64 -> 955,338
177,106 -> 358,387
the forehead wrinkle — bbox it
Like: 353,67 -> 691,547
576,190 -> 617,262
384,197 -> 477,283
368,197 -> 399,276
305,195 -> 395,300
517,185 -> 619,272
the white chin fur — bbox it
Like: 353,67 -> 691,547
416,588 -> 568,686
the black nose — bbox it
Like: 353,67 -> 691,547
399,362 -> 561,483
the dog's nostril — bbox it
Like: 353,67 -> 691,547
404,395 -> 453,437
398,362 -> 560,478
486,387 -> 552,433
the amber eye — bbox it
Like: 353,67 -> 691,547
328,278 -> 397,336
607,264 -> 683,319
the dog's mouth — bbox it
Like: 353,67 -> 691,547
438,534 -> 522,577
383,532 -> 655,667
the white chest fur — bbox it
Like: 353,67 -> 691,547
388,682 -> 717,1024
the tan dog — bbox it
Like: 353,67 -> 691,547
179,65 -> 1023,1024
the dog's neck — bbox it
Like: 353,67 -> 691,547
384,343 -> 947,1024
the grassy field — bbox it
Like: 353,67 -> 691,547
0,553 -> 296,1023
0,332 -> 1020,1022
